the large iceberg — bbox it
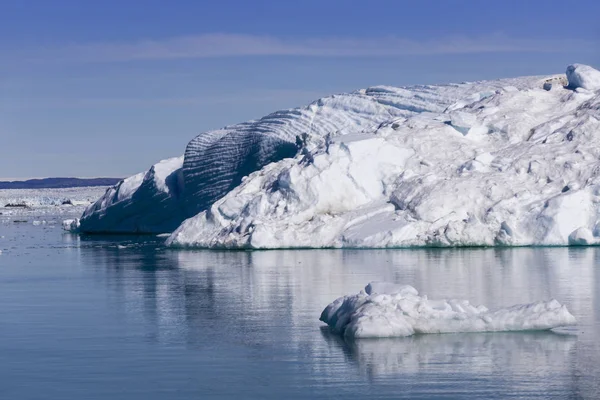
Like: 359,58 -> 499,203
319,282 -> 576,338
75,64 -> 600,248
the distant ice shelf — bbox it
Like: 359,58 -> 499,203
1,187 -> 108,218
320,282 -> 576,338
68,64 -> 600,249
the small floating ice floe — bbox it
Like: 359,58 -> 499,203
320,282 -> 576,338
62,219 -> 80,232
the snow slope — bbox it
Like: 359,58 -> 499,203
320,282 -> 576,338
168,64 -> 600,248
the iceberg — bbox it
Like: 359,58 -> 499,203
76,64 -> 600,248
319,282 -> 576,338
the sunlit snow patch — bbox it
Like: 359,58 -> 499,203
320,282 -> 576,338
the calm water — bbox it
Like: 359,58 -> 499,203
1,217 -> 599,399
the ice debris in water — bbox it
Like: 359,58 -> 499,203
320,282 -> 576,338
62,219 -> 80,232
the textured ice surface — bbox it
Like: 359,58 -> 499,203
320,283 -> 576,338
76,156 -> 185,233
78,64 -> 600,247
169,64 -> 600,248
566,64 -> 600,91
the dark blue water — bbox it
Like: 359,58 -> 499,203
1,217 -> 599,399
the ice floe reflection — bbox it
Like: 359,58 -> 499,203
321,329 -> 576,379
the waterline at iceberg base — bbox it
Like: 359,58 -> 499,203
71,64 -> 600,249
320,282 -> 576,338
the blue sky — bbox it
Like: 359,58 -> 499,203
1,0 -> 599,179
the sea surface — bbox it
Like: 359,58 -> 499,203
1,213 -> 598,399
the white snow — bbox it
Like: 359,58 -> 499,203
320,282 -> 576,338
167,64 -> 600,248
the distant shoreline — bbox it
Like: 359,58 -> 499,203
0,177 -> 121,189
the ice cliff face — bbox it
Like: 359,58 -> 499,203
79,157 -> 185,233
78,64 -> 600,248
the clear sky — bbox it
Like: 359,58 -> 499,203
1,0 -> 598,179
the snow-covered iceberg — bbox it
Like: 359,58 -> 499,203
168,63 -> 600,248
76,64 -> 600,247
319,282 -> 576,338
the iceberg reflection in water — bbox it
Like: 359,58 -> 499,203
321,329 -> 576,379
